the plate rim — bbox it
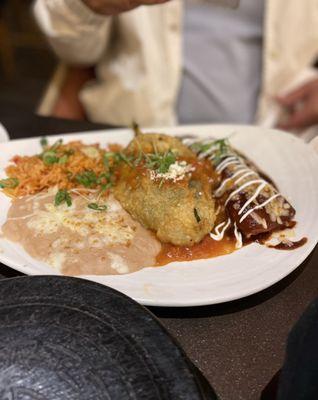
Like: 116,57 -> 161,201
1,124 -> 318,307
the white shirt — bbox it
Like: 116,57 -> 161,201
34,0 -> 318,128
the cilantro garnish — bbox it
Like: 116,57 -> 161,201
87,203 -> 108,211
54,189 -> 72,207
42,150 -> 59,165
40,138 -> 65,166
190,142 -> 213,154
118,152 -> 133,166
40,137 -> 48,148
103,151 -> 134,168
103,152 -> 117,167
190,138 -> 231,166
100,183 -> 113,192
0,177 -> 19,189
74,170 -> 114,189
97,172 -> 113,188
75,171 -> 98,188
50,139 -> 63,151
211,139 -> 231,165
58,155 -> 69,165
145,150 -> 176,174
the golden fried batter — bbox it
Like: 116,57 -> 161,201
114,133 -> 216,246
125,133 -> 194,158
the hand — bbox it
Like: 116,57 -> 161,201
276,78 -> 318,130
82,0 -> 170,16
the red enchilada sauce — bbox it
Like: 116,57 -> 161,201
155,226 -> 307,266
156,234 -> 236,265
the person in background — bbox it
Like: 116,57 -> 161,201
34,0 -> 318,136
276,78 -> 318,132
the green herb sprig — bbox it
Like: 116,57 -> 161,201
54,189 -> 72,207
97,172 -> 113,191
40,137 -> 48,148
58,155 -> 69,164
75,171 -> 98,188
103,151 -> 134,168
211,139 -> 231,165
74,170 -> 114,191
190,138 -> 231,166
87,203 -> 108,211
145,150 -> 176,174
0,177 -> 19,189
190,142 -> 213,154
103,152 -> 118,167
40,138 -> 66,166
42,150 -> 59,165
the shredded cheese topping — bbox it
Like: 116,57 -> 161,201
149,161 -> 195,182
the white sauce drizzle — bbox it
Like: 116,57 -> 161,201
209,151 -> 235,162
198,146 -> 217,159
187,139 -> 287,247
239,193 -> 281,223
224,179 -> 265,206
182,138 -> 197,146
234,223 -> 243,249
209,218 -> 231,241
216,156 -> 239,172
214,167 -> 250,197
238,182 -> 268,216
234,171 -> 258,186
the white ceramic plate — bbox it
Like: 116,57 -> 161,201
0,125 -> 317,307
0,123 -> 9,143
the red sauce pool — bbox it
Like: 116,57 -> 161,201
156,234 -> 237,266
155,232 -> 307,266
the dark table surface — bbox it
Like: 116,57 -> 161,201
1,109 -> 318,400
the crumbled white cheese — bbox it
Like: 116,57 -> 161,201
265,228 -> 296,247
109,253 -> 129,274
48,252 -> 65,270
27,200 -> 134,245
150,161 -> 195,182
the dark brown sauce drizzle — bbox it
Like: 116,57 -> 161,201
254,221 -> 296,243
255,221 -> 307,250
155,141 -> 307,266
267,237 -> 308,250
